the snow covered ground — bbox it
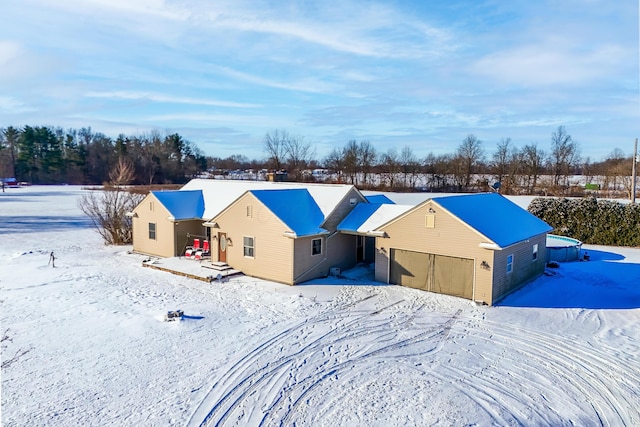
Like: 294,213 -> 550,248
1,186 -> 639,426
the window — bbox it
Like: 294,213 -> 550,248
350,198 -> 357,206
148,223 -> 156,240
246,205 -> 253,218
532,244 -> 539,261
506,254 -> 513,273
243,236 -> 254,257
312,238 -> 322,255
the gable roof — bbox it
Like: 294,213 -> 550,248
152,190 -> 204,220
250,189 -> 326,237
431,193 -> 553,247
365,194 -> 395,205
181,178 -> 357,221
338,203 -> 413,235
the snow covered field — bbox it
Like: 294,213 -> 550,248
1,186 -> 639,426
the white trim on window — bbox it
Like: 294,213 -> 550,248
243,236 -> 255,258
312,238 -> 322,256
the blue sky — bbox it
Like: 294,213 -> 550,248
1,0 -> 638,161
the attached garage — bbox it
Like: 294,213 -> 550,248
370,193 -> 553,305
389,249 -> 474,299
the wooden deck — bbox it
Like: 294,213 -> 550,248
142,257 -> 241,282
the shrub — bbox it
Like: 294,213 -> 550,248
79,189 -> 144,245
528,197 -> 640,246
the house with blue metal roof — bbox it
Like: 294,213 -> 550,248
130,179 -> 552,303
369,192 -> 552,305
204,186 -> 366,285
130,180 -> 365,260
130,190 -> 208,258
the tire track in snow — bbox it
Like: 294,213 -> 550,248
188,300 -> 458,427
448,318 -> 640,426
271,308 -> 461,427
186,293 -> 384,426
206,301 -> 407,426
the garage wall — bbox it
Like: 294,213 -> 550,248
491,233 -> 548,303
375,200 -> 495,303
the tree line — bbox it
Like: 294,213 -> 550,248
258,126 -> 635,197
1,125 -> 636,197
0,126 -> 207,185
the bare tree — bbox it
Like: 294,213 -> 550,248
549,126 -> 581,188
492,138 -> 512,185
504,146 -> 523,194
109,157 -> 135,188
285,134 -> 315,181
79,161 -> 144,245
264,129 -> 289,171
323,148 -> 345,182
342,140 -> 359,184
380,148 -> 400,189
522,143 -> 545,194
601,148 -> 626,195
450,154 -> 467,190
457,134 -> 485,189
399,146 -> 420,188
358,140 -> 377,187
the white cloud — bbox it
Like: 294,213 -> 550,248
85,91 -> 261,108
471,41 -> 628,86
0,40 -> 21,64
213,66 -> 341,94
0,96 -> 35,113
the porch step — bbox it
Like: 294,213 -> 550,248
207,262 -> 233,271
201,262 -> 242,280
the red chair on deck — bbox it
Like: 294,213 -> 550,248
185,238 -> 200,258
195,239 -> 209,260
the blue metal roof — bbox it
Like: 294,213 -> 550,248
365,194 -> 395,204
433,193 -> 553,247
250,189 -> 326,236
152,190 -> 204,220
337,203 -> 382,232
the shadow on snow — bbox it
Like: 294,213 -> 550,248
500,249 -> 640,309
0,215 -> 93,234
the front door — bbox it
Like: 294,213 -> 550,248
218,232 -> 227,263
356,235 -> 365,262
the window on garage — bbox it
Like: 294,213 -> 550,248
148,223 -> 156,240
507,254 -> 514,273
532,244 -> 539,261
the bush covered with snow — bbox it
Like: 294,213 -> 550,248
528,197 -> 640,246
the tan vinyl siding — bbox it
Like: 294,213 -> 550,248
376,200 -> 494,303
132,194 -> 176,258
491,233 -> 547,303
293,233 -> 358,283
321,188 -> 366,231
210,193 -> 294,284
